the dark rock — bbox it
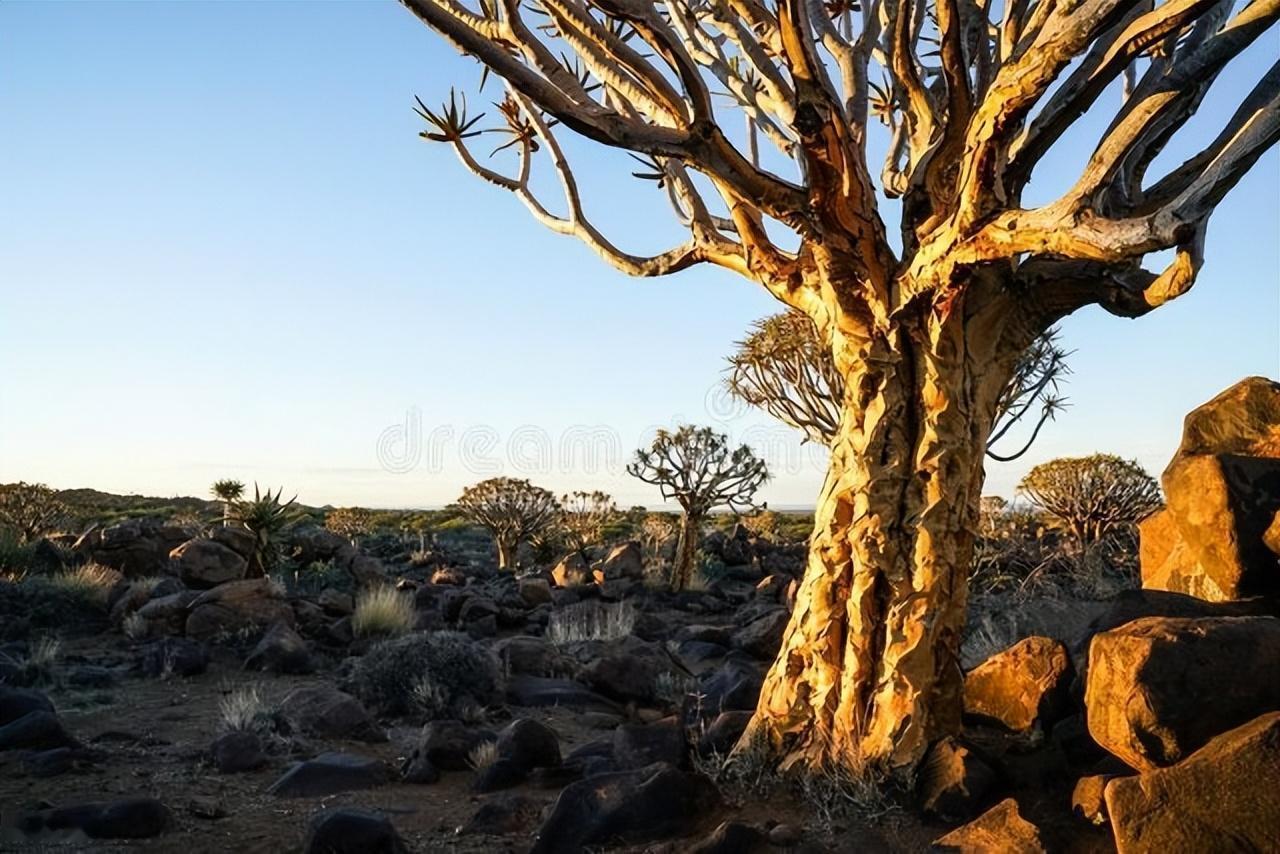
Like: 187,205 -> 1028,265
17,797 -> 172,839
696,710 -> 752,757
688,820 -> 771,854
303,808 -> 407,854
0,711 -> 78,751
551,553 -> 592,588
407,719 -> 496,772
506,675 -> 623,713
493,635 -> 571,678
318,589 -> 355,615
211,730 -> 265,773
917,737 -> 998,822
518,578 -> 553,606
931,798 -> 1046,853
497,718 -> 561,772
1085,615 -> 1280,769
185,578 -> 295,641
140,637 -> 208,678
279,685 -> 385,743
244,621 -> 313,674
0,685 -> 54,726
530,762 -> 721,853
595,542 -> 644,581
267,752 -> 391,798
67,665 -> 116,689
1105,712 -> 1280,852
731,608 -> 789,660
170,537 -> 247,589
699,656 -> 763,714
472,756 -> 529,793
458,793 -> 543,836
613,718 -> 686,769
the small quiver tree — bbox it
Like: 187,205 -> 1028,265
559,490 -> 619,555
0,482 -> 67,544
627,425 -> 768,590
456,477 -> 560,570
1019,454 -> 1163,548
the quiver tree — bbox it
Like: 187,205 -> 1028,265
456,477 -> 560,570
728,312 -> 1068,460
211,479 -> 245,527
326,507 -> 377,547
229,484 -> 301,577
402,0 -> 1280,775
1020,454 -> 1163,547
627,426 -> 767,589
559,490 -> 619,554
0,482 -> 67,544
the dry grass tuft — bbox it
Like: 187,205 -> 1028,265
49,563 -> 117,604
545,600 -> 636,644
466,740 -> 499,771
219,684 -> 270,733
352,586 -> 415,638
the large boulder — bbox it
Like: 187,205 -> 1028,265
76,519 -> 192,577
170,538 -> 247,588
594,541 -> 644,582
551,553 -> 591,588
1085,615 -> 1280,770
1105,712 -> 1280,853
963,636 -> 1073,733
1140,376 -> 1280,602
185,578 -> 294,641
931,798 -> 1046,853
530,762 -> 720,853
279,686 -> 385,743
303,809 -> 407,854
268,752 -> 391,798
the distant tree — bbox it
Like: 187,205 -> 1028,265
456,478 -> 560,570
727,312 -> 1068,460
640,513 -> 677,564
741,509 -> 780,543
0,482 -> 67,543
559,491 -> 619,555
229,484 -> 301,577
211,479 -> 245,526
326,507 -> 376,547
628,426 -> 768,590
1019,455 -> 1162,547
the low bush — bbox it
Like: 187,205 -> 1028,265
347,631 -> 503,718
352,586 -> 415,638
48,563 -> 117,606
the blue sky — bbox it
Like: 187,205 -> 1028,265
1,2 -> 1276,509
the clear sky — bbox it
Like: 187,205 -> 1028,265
1,2 -> 1277,510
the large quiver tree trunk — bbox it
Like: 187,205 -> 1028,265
740,285 -> 1030,773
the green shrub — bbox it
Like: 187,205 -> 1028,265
347,631 -> 503,718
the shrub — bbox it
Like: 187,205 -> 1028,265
0,482 -> 67,543
0,530 -> 36,576
122,612 -> 149,641
545,601 -> 636,645
1019,454 -> 1162,547
352,586 -> 415,638
348,631 -> 503,718
219,684 -> 271,732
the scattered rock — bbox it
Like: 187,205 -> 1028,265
170,537 -> 247,589
303,808 -> 407,854
406,719 -> 496,773
267,752 -> 391,798
530,762 -> 721,853
696,710 -> 752,757
77,518 -> 191,576
458,794 -> 543,836
730,608 -> 789,660
0,711 -> 79,751
963,636 -> 1073,733
688,820 -> 771,854
613,718 -> 686,769
1105,712 -> 1280,852
140,638 -> 209,678
211,730 -> 265,773
931,798 -> 1046,853
186,578 -> 295,641
244,621 -> 313,674
518,577 -> 554,606
279,685 -> 385,743
16,797 -> 173,840
505,675 -> 623,714
595,541 -> 644,581
918,737 -> 998,822
1085,615 -> 1280,769
497,717 -> 561,772
0,685 -> 54,726
551,553 -> 592,588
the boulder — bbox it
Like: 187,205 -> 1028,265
613,718 -> 687,769
279,686 -> 385,743
185,578 -> 294,641
303,809 -> 407,854
530,762 -> 721,853
1105,712 -> 1280,852
77,519 -> 192,577
13,798 -> 172,840
551,553 -> 592,588
518,577 -> 554,606
244,621 -> 312,674
963,636 -> 1073,732
731,608 -> 789,660
268,752 -> 391,798
211,730 -> 265,773
931,798 -> 1046,853
0,711 -> 78,751
134,590 -> 201,637
506,675 -> 622,714
458,794 -> 543,836
917,737 -> 998,822
496,718 -> 561,772
1140,376 -> 1280,602
169,537 -> 247,589
0,686 -> 54,726
493,635 -> 571,678
596,541 -> 644,581
405,720 -> 496,773
139,637 -> 208,678
1085,615 -> 1280,770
